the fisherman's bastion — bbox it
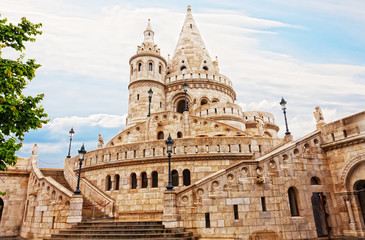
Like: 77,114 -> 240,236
0,6 -> 364,240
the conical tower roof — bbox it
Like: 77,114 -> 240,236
170,6 -> 214,73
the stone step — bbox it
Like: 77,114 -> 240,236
73,224 -> 166,230
49,232 -> 194,239
59,229 -> 183,234
45,221 -> 199,240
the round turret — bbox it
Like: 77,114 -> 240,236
127,20 -> 167,126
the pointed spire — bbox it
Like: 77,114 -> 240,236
143,19 -> 154,43
170,5 -> 215,73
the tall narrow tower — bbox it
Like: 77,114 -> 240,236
127,20 -> 167,127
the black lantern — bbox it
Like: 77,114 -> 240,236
74,144 -> 87,195
67,128 -> 75,158
280,97 -> 291,135
183,81 -> 188,112
147,88 -> 153,117
165,134 -> 174,191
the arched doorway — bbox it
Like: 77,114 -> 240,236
355,180 -> 365,223
311,193 -> 330,237
177,100 -> 185,113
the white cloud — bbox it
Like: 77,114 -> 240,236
47,114 -> 127,133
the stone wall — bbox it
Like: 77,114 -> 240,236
0,158 -> 29,237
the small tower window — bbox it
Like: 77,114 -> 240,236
152,171 -> 158,188
172,170 -> 179,186
180,66 -> 187,71
138,63 -> 142,71
149,62 -> 153,71
159,65 -> 162,74
190,24 -> 192,28
131,173 -> 137,189
157,131 -> 164,140
141,172 -> 148,188
137,94 -> 139,100
177,132 -> 183,138
203,66 -> 208,71
130,65 -> 133,75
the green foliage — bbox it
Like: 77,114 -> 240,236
0,14 -> 49,171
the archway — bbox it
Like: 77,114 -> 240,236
311,193 -> 330,237
177,100 -> 185,113
355,180 -> 365,223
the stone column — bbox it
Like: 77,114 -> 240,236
67,195 -> 83,224
163,190 -> 179,228
344,196 -> 356,231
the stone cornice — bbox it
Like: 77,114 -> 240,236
77,153 -> 254,173
207,115 -> 245,124
321,134 -> 365,151
129,52 -> 167,65
0,170 -> 29,176
166,79 -> 236,101
128,79 -> 166,90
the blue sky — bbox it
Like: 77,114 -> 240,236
1,0 -> 364,168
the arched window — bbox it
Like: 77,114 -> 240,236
183,169 -> 191,186
172,170 -> 179,186
106,175 -> 112,191
141,172 -> 148,188
131,173 -> 137,189
149,62 -> 153,71
203,66 -> 208,71
157,131 -> 164,140
177,100 -> 185,113
177,132 -> 183,138
130,65 -> 133,75
152,171 -> 158,188
180,66 -> 187,71
114,174 -> 120,190
201,99 -> 208,106
138,63 -> 142,71
159,65 -> 162,74
310,177 -> 321,185
0,197 -> 4,222
288,187 -> 299,216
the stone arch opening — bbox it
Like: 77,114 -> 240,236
105,175 -> 112,191
177,132 -> 183,138
131,173 -> 137,189
172,170 -> 179,186
354,180 -> 365,223
114,174 -> 120,190
141,172 -> 148,188
0,197 -> 3,222
288,187 -> 300,216
177,100 -> 185,113
152,171 -> 158,188
149,62 -> 153,71
183,169 -> 191,186
311,176 -> 321,185
157,131 -> 164,140
200,98 -> 209,106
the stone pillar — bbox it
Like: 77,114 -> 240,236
163,190 -> 179,228
343,195 -> 357,235
67,195 -> 83,223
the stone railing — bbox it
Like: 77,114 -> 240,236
73,137 -> 283,170
64,157 -> 115,217
166,71 -> 232,87
243,111 -> 276,125
20,153 -> 82,240
193,102 -> 243,119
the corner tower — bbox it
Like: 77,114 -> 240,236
127,20 -> 167,126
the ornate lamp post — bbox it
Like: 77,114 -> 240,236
74,144 -> 87,195
67,128 -> 75,158
183,81 -> 188,112
165,134 -> 174,191
280,97 -> 291,135
147,88 -> 153,117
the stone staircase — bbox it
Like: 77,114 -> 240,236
44,221 -> 199,239
40,168 -> 109,220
